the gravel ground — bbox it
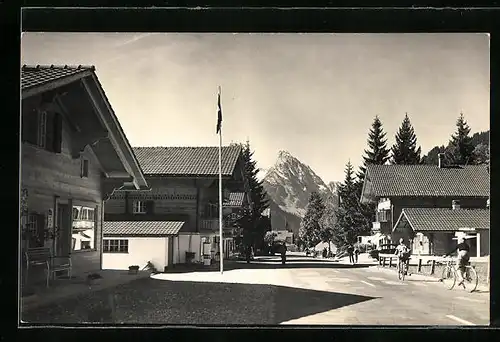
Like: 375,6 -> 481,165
21,276 -> 372,325
21,277 -> 275,325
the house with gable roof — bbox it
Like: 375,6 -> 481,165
20,65 -> 148,284
360,154 -> 490,256
102,145 -> 250,271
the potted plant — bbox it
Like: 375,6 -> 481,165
128,265 -> 139,275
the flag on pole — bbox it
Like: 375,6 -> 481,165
216,87 -> 222,134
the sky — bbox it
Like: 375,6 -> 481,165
21,33 -> 490,183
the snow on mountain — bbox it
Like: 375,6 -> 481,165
262,150 -> 340,237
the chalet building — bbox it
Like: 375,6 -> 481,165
20,65 -> 148,282
102,145 -> 250,271
360,155 -> 489,256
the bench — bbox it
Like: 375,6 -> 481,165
25,247 -> 72,287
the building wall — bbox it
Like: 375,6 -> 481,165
479,229 -> 489,256
102,237 -> 167,271
105,177 -> 245,233
21,114 -> 105,275
172,233 -> 203,264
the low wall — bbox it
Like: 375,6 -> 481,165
378,254 -> 489,285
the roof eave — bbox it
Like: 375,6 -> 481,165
22,69 -> 94,99
82,74 -> 148,190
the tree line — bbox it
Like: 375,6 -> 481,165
298,112 -> 489,252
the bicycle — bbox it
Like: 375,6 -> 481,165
397,257 -> 409,281
439,257 -> 478,292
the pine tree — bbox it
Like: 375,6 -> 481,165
447,112 -> 475,165
299,192 -> 325,249
319,192 -> 337,253
238,140 -> 270,250
355,115 -> 391,196
334,161 -> 372,247
391,113 -> 422,164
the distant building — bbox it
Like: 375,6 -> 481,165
360,155 -> 490,256
103,145 -> 250,271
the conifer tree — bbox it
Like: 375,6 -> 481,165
355,115 -> 391,196
391,113 -> 422,164
333,161 -> 370,247
238,140 -> 270,250
299,192 -> 325,249
447,112 -> 475,165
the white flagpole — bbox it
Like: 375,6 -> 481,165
218,86 -> 224,274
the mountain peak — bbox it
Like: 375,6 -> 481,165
277,150 -> 294,160
263,151 -> 337,218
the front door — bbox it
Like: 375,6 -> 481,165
56,203 -> 71,256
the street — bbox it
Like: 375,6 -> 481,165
22,254 -> 489,326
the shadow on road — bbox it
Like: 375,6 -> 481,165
21,277 -> 377,325
166,260 -> 373,273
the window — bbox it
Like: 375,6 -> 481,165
81,159 -> 89,178
103,239 -> 129,253
37,110 -> 47,148
71,205 -> 96,252
133,201 -> 147,214
377,210 -> 389,222
22,107 -> 63,153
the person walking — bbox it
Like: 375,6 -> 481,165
322,247 -> 328,258
281,243 -> 287,265
354,246 -> 360,263
347,244 -> 355,264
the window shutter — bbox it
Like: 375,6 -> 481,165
22,109 -> 38,145
45,112 -> 55,152
53,113 -> 63,153
146,200 -> 155,214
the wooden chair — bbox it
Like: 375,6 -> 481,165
25,247 -> 72,287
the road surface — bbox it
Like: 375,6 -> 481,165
153,254 -> 489,326
22,254 -> 489,325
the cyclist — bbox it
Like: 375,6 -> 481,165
394,238 -> 411,275
444,236 -> 470,286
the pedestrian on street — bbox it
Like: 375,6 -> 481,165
354,246 -> 360,263
322,247 -> 327,258
281,243 -> 287,265
347,244 -> 355,264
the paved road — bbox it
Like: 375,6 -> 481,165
22,254 -> 489,326
259,255 -> 489,325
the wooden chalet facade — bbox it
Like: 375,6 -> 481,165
103,145 -> 250,269
360,159 -> 490,256
20,65 -> 148,281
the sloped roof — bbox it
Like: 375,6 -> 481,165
223,192 -> 245,207
394,208 -> 490,232
21,64 -> 95,92
103,221 -> 185,236
364,164 -> 490,198
132,146 -> 242,176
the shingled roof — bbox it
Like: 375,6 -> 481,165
132,146 -> 242,177
394,208 -> 490,232
21,64 -> 95,93
223,192 -> 245,207
363,164 -> 490,200
103,221 -> 185,237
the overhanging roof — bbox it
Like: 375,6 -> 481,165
21,65 -> 148,191
393,208 -> 490,233
103,221 -> 185,237
132,146 -> 242,177
361,164 -> 489,202
223,192 -> 245,207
